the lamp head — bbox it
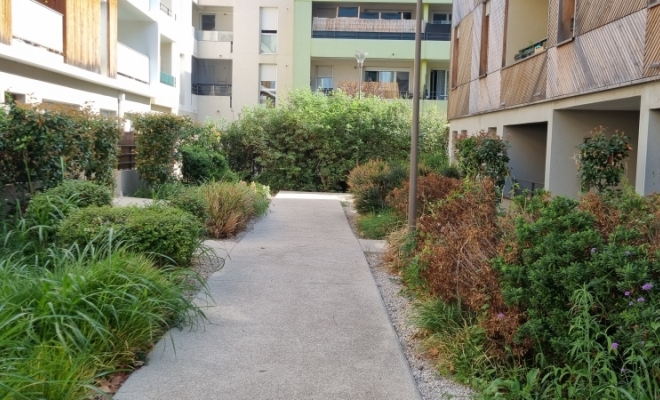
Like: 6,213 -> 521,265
354,50 -> 368,66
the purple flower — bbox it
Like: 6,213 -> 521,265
497,313 -> 505,319
612,342 -> 619,350
638,297 -> 645,303
641,341 -> 646,346
624,291 -> 631,297
642,283 -> 653,291
621,368 -> 626,373
625,251 -> 631,256
590,248 -> 597,254
629,301 -> 634,306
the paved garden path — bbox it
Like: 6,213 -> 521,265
115,192 -> 421,400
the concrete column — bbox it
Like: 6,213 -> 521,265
638,107 -> 660,194
423,4 -> 429,23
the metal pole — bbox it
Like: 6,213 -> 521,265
358,65 -> 363,100
408,0 -> 423,232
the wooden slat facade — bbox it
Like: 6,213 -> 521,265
501,52 -> 547,107
644,5 -> 660,78
65,0 -> 102,73
0,0 -> 10,45
108,0 -> 118,78
449,0 -> 659,121
574,0 -> 646,36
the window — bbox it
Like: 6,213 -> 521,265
432,13 -> 452,24
316,66 -> 333,92
100,109 -> 116,118
360,12 -> 379,19
429,70 -> 448,100
316,8 -> 335,18
201,14 -> 215,31
259,64 -> 277,105
557,0 -> 575,43
337,7 -> 358,18
479,2 -> 490,77
381,12 -> 402,20
451,26 -> 459,88
4,92 -> 26,104
260,8 -> 278,54
403,12 -> 412,20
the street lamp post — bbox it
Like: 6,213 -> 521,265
355,50 -> 368,99
408,0 -> 423,232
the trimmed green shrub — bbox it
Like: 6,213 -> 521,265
180,145 -> 231,184
57,204 -> 203,266
221,89 -> 447,192
132,113 -> 193,187
167,185 -> 209,222
0,97 -> 121,192
25,180 -> 113,226
347,160 -> 407,214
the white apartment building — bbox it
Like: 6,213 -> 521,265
0,0 -> 295,122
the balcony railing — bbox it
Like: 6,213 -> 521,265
312,31 -> 450,41
12,0 -> 63,53
117,43 -> 150,83
160,3 -> 174,19
160,71 -> 176,87
195,30 -> 233,42
192,84 -> 232,96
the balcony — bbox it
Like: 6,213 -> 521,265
195,30 -> 233,59
12,0 -> 63,54
312,18 -> 450,41
160,71 -> 176,87
160,3 -> 174,19
117,43 -> 150,83
192,84 -> 232,96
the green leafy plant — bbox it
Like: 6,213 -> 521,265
131,113 -> 193,187
454,130 -> 509,187
576,127 -> 632,192
25,180 -> 113,225
356,209 -> 403,239
57,204 -> 204,266
201,181 -> 269,238
180,145 -> 233,184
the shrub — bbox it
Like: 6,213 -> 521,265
454,130 -> 509,187
201,181 -> 269,238
347,160 -> 407,214
576,126 -> 632,192
57,204 -> 203,266
180,145 -> 231,184
25,180 -> 113,225
132,113 -> 193,187
221,89 -> 447,192
356,209 -> 403,240
387,173 -> 462,217
166,185 -> 209,222
0,97 -> 121,192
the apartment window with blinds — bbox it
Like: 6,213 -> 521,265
432,13 -> 452,24
479,1 -> 490,77
364,70 -> 410,97
316,66 -> 333,93
259,64 -> 277,105
260,8 -> 278,54
557,0 -> 575,43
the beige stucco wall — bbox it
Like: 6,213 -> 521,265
505,0 -> 549,66
449,81 -> 660,197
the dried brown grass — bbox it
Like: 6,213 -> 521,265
387,173 -> 462,217
202,182 -> 256,238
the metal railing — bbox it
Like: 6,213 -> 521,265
160,71 -> 176,87
160,3 -> 173,18
192,84 -> 232,96
312,31 -> 450,41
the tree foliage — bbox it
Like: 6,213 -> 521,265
576,127 -> 632,192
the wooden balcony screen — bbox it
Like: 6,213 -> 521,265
0,0 -> 10,45
337,81 -> 401,99
312,17 -> 425,33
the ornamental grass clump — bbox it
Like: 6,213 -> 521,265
202,181 -> 270,238
347,160 -> 407,214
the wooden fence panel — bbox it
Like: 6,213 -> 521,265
65,0 -> 101,73
0,0 -> 10,45
108,0 -> 117,78
456,12 -> 474,87
546,0 -> 559,48
487,0 -> 506,74
478,71 -> 501,112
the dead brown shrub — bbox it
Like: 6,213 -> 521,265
387,173 -> 462,217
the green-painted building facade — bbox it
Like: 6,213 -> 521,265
292,0 -> 452,108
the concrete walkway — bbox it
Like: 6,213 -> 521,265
115,192 -> 421,400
